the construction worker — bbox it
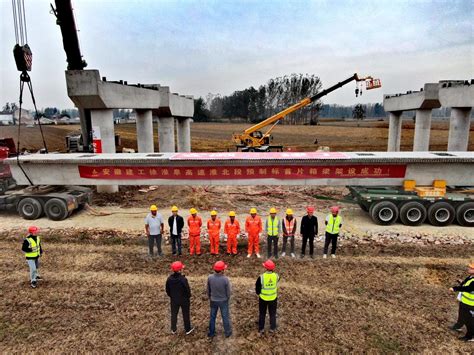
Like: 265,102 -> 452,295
449,262 -> 474,342
224,211 -> 240,256
166,261 -> 194,335
145,205 -> 164,257
300,206 -> 318,258
168,206 -> 184,256
256,259 -> 280,334
187,208 -> 202,256
207,210 -> 222,255
245,208 -> 262,258
281,208 -> 297,258
22,226 -> 43,288
207,261 -> 232,339
323,206 -> 342,259
264,208 -> 281,259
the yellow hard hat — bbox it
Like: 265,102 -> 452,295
171,205 -> 178,212
250,208 -> 257,214
190,208 -> 197,214
229,211 -> 236,217
286,208 -> 293,215
269,207 -> 277,214
211,210 -> 217,216
150,205 -> 158,211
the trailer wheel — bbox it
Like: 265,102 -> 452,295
370,201 -> 399,225
399,201 -> 427,226
44,198 -> 69,221
427,202 -> 455,226
18,198 -> 43,220
456,202 -> 474,227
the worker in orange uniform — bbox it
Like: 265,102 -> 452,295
207,210 -> 222,255
245,208 -> 262,258
188,208 -> 202,256
224,211 -> 240,256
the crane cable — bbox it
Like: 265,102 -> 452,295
11,0 -> 49,186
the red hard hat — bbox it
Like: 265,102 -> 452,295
263,259 -> 275,271
171,261 -> 184,272
330,206 -> 339,213
306,206 -> 315,213
28,226 -> 39,234
214,261 -> 227,272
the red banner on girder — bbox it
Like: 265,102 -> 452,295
78,165 -> 406,180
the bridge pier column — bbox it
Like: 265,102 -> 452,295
413,109 -> 432,151
136,109 -> 154,153
387,111 -> 402,152
176,118 -> 191,152
91,109 -> 118,193
447,107 -> 471,151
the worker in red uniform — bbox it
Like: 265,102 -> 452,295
187,208 -> 202,256
207,210 -> 221,255
224,211 -> 240,256
245,208 -> 262,258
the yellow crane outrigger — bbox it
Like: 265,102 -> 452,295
232,73 -> 381,151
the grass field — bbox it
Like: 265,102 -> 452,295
1,229 -> 472,353
2,119 -> 472,153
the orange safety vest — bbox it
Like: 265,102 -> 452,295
207,218 -> 221,236
283,217 -> 296,236
224,219 -> 240,237
188,216 -> 202,235
245,215 -> 262,234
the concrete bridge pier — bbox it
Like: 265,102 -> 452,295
176,118 -> 192,152
158,116 -> 175,152
447,108 -> 472,151
90,109 -> 118,193
387,111 -> 402,151
413,109 -> 432,151
136,109 -> 154,153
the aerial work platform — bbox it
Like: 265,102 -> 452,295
5,151 -> 474,187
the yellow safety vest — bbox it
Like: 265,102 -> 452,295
266,217 -> 279,236
260,272 -> 279,301
461,278 -> 474,306
326,215 -> 342,234
25,236 -> 41,258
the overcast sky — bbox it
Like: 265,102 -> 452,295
0,0 -> 472,110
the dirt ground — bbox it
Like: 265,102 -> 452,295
1,227 -> 473,353
2,119 -> 473,153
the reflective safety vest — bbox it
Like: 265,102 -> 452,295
260,272 -> 279,301
283,217 -> 295,236
326,214 -> 342,234
266,217 -> 279,236
25,236 -> 41,258
461,278 -> 474,306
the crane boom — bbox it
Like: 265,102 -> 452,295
51,0 -> 87,70
233,73 -> 381,151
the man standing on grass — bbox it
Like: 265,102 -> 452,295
166,261 -> 194,335
281,208 -> 297,258
145,205 -> 164,257
449,262 -> 474,342
188,208 -> 203,256
256,259 -> 280,335
300,206 -> 318,259
265,208 -> 281,259
323,206 -> 342,259
207,261 -> 232,339
168,206 -> 184,256
22,226 -> 43,289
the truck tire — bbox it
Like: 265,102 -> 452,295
427,202 -> 455,226
370,201 -> 399,225
18,198 -> 43,220
44,198 -> 69,221
456,202 -> 474,227
399,201 -> 427,226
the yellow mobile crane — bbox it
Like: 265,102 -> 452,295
232,73 -> 381,151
